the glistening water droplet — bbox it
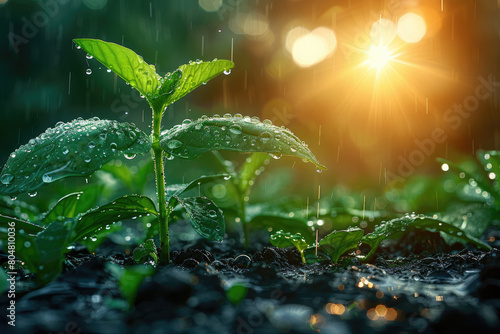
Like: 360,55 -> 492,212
1,174 -> 14,185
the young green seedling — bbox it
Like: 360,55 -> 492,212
0,39 -> 325,279
270,230 -> 309,263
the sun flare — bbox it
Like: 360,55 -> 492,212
367,45 -> 393,69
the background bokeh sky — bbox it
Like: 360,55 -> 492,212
1,0 -> 500,196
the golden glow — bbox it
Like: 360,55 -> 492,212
325,303 -> 346,315
287,26 -> 337,67
370,19 -> 396,46
367,45 -> 393,69
397,13 -> 427,43
229,12 -> 269,36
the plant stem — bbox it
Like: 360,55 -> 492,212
151,106 -> 170,264
241,197 -> 249,248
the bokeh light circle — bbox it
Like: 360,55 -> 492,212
397,13 -> 427,43
83,0 -> 108,10
370,19 -> 396,46
199,0 -> 223,12
287,26 -> 337,67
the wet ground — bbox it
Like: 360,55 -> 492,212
1,231 -> 500,334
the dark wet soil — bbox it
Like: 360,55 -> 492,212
1,234 -> 500,334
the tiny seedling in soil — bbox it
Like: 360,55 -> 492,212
0,39 -> 324,284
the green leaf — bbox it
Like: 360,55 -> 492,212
133,239 -> 158,263
440,203 -> 495,240
166,174 -> 231,201
73,195 -> 158,243
160,115 -> 325,170
437,157 -> 495,198
78,222 -> 123,253
0,196 -> 39,221
0,267 -> 8,295
19,219 -> 75,285
362,214 -> 491,259
106,263 -> 155,306
0,118 -> 151,196
73,38 -> 160,98
155,60 -> 234,109
0,214 -> 45,238
319,228 -> 363,263
270,230 -> 309,263
42,192 -> 82,223
477,150 -> 500,193
176,196 -> 225,241
238,152 -> 270,195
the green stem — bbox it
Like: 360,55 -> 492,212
241,197 -> 248,248
151,105 -> 170,264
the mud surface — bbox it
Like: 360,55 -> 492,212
1,236 -> 500,334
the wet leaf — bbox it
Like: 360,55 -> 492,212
73,195 -> 158,242
270,230 -> 308,263
133,239 -> 158,263
440,203 -> 495,242
0,196 -> 39,221
238,152 -> 270,195
437,157 -> 495,197
155,60 -> 234,110
160,115 -> 325,170
477,149 -> 500,194
319,228 -> 363,263
0,214 -> 45,237
175,196 -> 225,241
42,192 -> 82,223
166,174 -> 231,201
0,118 -> 151,196
106,263 -> 155,306
362,214 -> 491,259
17,219 -> 74,285
74,38 -> 160,98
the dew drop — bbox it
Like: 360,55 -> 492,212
223,69 -> 231,75
229,124 -> 242,134
208,210 -> 217,218
88,141 -> 96,149
1,174 -> 14,185
84,156 -> 91,163
290,145 -> 297,152
110,142 -> 117,151
259,132 -> 272,142
42,173 -> 53,183
167,139 -> 183,149
124,153 -> 136,160
86,69 -> 92,75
